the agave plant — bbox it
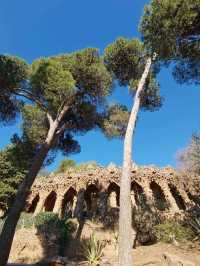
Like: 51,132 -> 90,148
82,232 -> 105,264
189,217 -> 200,239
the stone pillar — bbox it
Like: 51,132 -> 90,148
74,188 -> 86,220
179,190 -> 192,208
0,209 -> 4,218
33,194 -> 48,216
72,196 -> 77,217
53,193 -> 65,217
130,191 -> 137,208
109,192 -> 117,208
97,190 -> 108,219
160,183 -> 179,212
142,182 -> 154,206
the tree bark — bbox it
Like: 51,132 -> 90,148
118,57 -> 152,266
0,115 -> 63,266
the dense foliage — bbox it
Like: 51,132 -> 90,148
104,37 -> 163,111
140,0 -> 200,85
0,139 -> 35,213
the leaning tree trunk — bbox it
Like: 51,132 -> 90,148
0,120 -> 60,266
118,57 -> 152,266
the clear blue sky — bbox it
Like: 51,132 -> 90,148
0,0 -> 199,171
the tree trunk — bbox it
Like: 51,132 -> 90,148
118,57 -> 152,266
0,120 -> 59,266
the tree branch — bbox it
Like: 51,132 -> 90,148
14,90 -> 48,113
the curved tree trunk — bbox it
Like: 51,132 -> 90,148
0,120 -> 59,266
118,57 -> 152,266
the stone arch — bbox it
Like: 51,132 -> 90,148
107,182 -> 120,207
150,181 -> 168,211
131,181 -> 147,208
61,187 -> 77,218
44,191 -> 57,212
28,194 -> 40,213
168,184 -> 186,210
84,184 -> 99,211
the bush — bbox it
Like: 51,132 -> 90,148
154,220 -> 193,243
132,205 -> 162,245
35,212 -> 77,256
188,217 -> 200,239
185,206 -> 200,240
82,233 -> 105,264
35,212 -> 60,235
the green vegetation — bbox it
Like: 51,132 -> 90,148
54,159 -> 101,174
0,139 -> 35,214
0,48 -> 129,264
82,233 -> 105,264
154,220 -> 193,243
55,159 -> 76,173
140,0 -> 200,85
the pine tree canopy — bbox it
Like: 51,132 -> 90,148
104,37 -> 163,111
0,48 -> 130,159
140,0 -> 200,85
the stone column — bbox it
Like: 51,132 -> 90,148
130,191 -> 137,209
160,183 -> 179,212
179,190 -> 192,209
97,190 -> 108,219
33,193 -> 48,216
142,182 -> 154,207
53,193 -> 65,217
74,188 -> 86,220
109,192 -> 117,208
0,209 -> 4,218
72,196 -> 77,217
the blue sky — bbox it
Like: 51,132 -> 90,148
0,0 -> 199,170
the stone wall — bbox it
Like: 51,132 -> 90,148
26,165 -> 200,218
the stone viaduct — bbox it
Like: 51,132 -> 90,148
26,165 -> 200,219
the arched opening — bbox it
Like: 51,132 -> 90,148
61,187 -> 77,218
44,191 -> 57,212
84,184 -> 99,211
150,181 -> 168,211
28,194 -> 40,213
131,181 -> 147,208
168,184 -> 186,210
108,182 -> 120,207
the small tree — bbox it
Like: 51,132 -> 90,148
0,50 -> 129,265
55,159 -> 76,173
104,38 -> 162,266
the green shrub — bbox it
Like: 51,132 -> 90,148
35,212 -> 77,256
82,233 -> 105,264
187,217 -> 200,240
154,220 -> 193,243
35,212 -> 60,235
132,206 -> 162,245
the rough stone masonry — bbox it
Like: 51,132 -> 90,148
26,164 -> 200,219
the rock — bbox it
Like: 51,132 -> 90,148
162,253 -> 195,266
